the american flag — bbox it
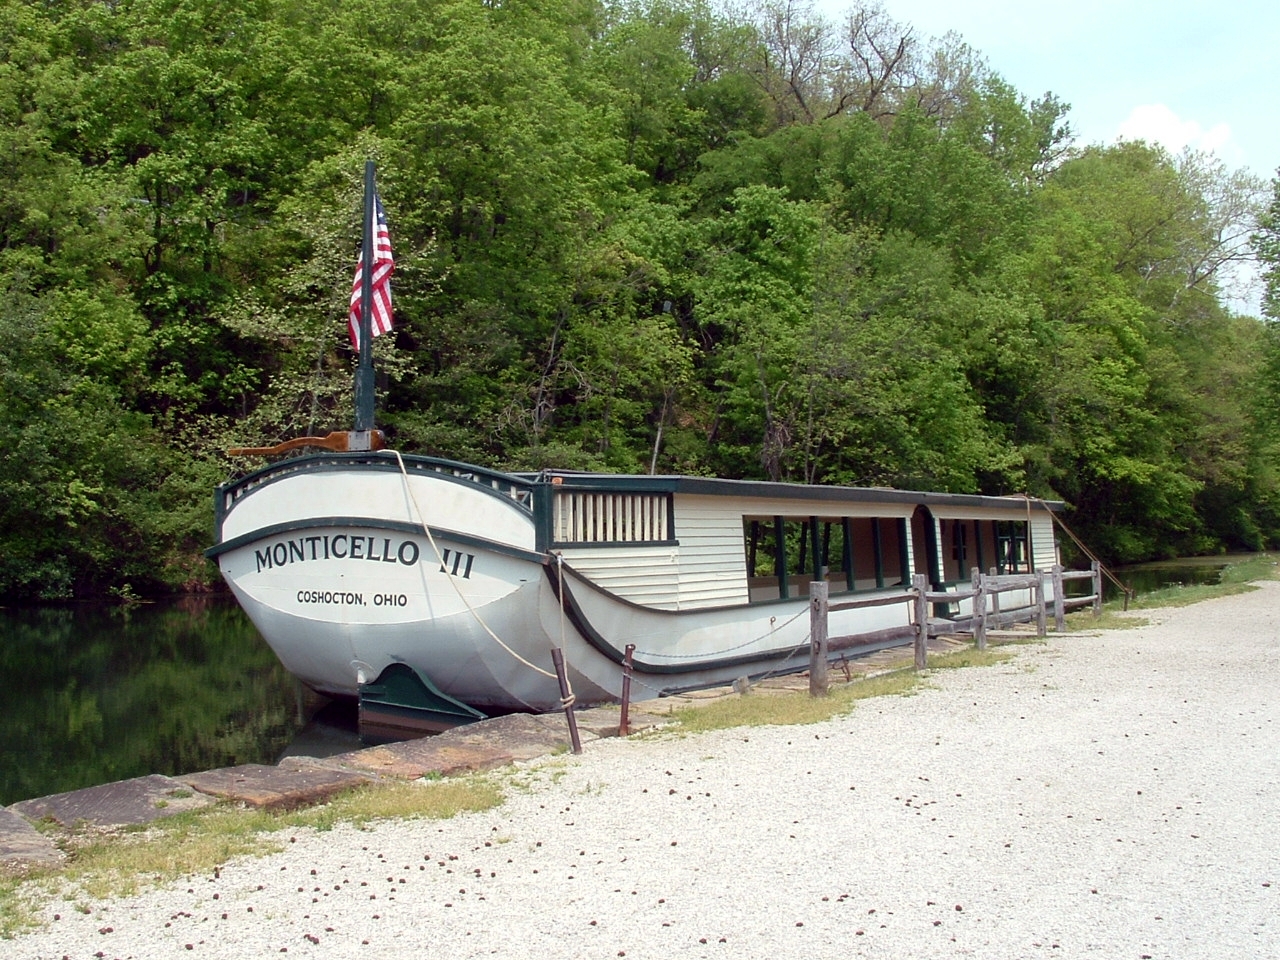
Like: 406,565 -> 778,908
348,194 -> 394,350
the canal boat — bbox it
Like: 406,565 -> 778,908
207,453 -> 1061,721
207,162 -> 1063,728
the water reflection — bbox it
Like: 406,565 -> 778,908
1105,557 -> 1227,600
0,597 -> 334,806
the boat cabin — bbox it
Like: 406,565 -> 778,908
535,473 -> 1059,613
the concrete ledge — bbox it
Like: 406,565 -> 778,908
10,775 -> 214,829
0,807 -> 64,869
178,763 -> 372,811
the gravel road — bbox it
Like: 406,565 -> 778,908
6,582 -> 1279,960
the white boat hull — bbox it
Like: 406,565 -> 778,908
211,453 -> 1058,714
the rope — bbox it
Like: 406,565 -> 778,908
629,603 -> 810,661
392,450 -> 558,681
1018,494 -> 1133,599
625,632 -> 814,700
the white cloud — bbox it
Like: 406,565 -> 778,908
1115,104 -> 1233,157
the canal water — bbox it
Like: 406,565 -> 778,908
0,557 -> 1233,807
1094,555 -> 1228,601
0,597 -> 357,807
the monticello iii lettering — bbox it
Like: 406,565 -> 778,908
253,534 -> 476,578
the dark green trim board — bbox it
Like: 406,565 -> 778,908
808,516 -> 821,586
842,518 -> 855,592
918,508 -> 942,590
205,516 -> 546,566
774,516 -> 788,600
872,518 -> 884,589
898,517 -> 911,586
532,483 -> 554,554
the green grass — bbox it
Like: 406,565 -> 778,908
1066,553 -> 1278,631
0,776 -> 502,938
667,644 -> 1018,735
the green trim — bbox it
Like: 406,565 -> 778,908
842,518 -> 855,592
774,516 -> 788,600
532,484 -> 554,554
808,516 -> 821,586
920,509 -> 941,590
872,518 -> 884,589
898,517 -> 911,586
206,516 -> 546,566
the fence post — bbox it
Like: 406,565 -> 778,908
1035,571 -> 1048,637
912,573 -> 929,670
971,567 -> 987,651
809,581 -> 829,697
1052,564 -> 1066,632
1091,560 -> 1102,617
619,644 -> 636,736
989,566 -> 1000,619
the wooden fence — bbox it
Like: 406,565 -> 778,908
808,562 -> 1102,697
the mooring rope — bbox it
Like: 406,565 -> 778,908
392,450 -> 559,682
628,603 -> 810,661
1018,493 -> 1132,599
625,632 -> 814,700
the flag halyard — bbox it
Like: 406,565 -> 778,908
348,194 -> 394,350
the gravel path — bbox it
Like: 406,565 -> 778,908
7,583 -> 1280,960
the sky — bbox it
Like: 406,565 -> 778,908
813,0 -> 1280,311
849,0 -> 1280,176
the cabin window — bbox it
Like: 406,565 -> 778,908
994,520 -> 1030,574
744,515 -> 909,602
552,491 -> 673,545
941,518 -> 979,583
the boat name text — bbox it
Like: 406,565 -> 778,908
255,535 -> 419,572
253,535 -> 476,579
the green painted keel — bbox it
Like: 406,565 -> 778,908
357,662 -> 487,742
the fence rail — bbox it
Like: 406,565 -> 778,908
808,561 -> 1103,696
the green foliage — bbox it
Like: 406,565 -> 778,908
0,0 -> 1275,599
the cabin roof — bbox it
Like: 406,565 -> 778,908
535,470 -> 1064,512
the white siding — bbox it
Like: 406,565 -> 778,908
563,491 -> 1059,613
672,496 -> 751,609
1030,514 -> 1059,571
558,545 -> 682,608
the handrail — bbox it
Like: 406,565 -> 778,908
807,562 -> 1103,695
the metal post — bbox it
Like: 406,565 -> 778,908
912,573 -> 929,671
550,647 -> 582,755
971,567 -> 986,651
619,644 -> 636,736
809,582 -> 829,697
1091,560 -> 1102,617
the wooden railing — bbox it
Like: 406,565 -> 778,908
807,562 -> 1103,696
